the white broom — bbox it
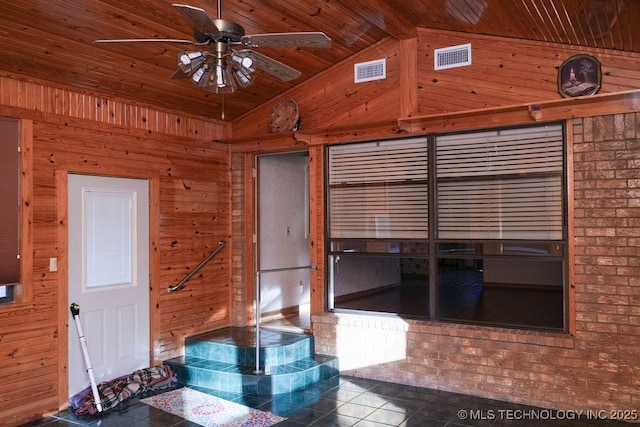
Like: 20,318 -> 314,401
70,303 -> 103,413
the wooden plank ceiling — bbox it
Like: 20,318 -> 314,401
0,0 -> 637,122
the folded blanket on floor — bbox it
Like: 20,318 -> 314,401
70,365 -> 176,415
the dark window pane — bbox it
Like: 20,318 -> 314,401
331,255 -> 429,318
437,258 -> 564,330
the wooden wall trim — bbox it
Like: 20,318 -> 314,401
308,146 -> 326,320
55,170 -> 68,411
566,121 -> 576,336
149,176 -> 162,364
228,133 -> 307,153
295,120 -> 405,146
398,89 -> 640,134
18,119 -> 33,304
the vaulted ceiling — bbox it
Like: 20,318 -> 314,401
1,0 -> 637,122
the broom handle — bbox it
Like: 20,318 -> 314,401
70,303 -> 103,413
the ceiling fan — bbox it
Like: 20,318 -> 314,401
95,2 -> 331,94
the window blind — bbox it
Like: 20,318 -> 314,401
329,138 -> 428,239
436,124 -> 564,240
0,117 -> 20,288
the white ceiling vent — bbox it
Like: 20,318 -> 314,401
354,59 -> 386,83
434,43 -> 472,70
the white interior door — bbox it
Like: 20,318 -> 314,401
68,174 -> 150,398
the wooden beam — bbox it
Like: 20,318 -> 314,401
308,146 -> 325,323
296,120 -> 408,146
398,90 -> 640,134
228,133 -> 307,153
399,38 -> 418,118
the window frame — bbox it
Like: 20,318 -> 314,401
0,118 -> 33,306
0,117 -> 20,304
0,283 -> 14,304
325,122 -> 568,332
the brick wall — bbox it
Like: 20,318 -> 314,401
313,113 -> 640,414
231,152 -> 247,326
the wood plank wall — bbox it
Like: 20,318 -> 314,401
233,28 -> 640,142
231,37 -> 403,139
0,74 -> 230,426
416,28 -> 640,116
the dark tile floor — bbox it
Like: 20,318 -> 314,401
20,376 -> 632,427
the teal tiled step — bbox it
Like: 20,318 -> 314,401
165,354 -> 338,394
163,326 -> 339,395
185,327 -> 314,368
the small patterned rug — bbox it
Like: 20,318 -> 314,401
140,387 -> 286,427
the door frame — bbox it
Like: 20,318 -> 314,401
240,147 -> 325,330
254,150 -> 311,324
56,171 -> 160,410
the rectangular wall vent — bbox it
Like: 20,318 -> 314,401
434,43 -> 472,70
354,59 -> 386,83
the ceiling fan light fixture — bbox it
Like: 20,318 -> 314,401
202,59 -> 236,93
189,66 -> 206,84
234,67 -> 253,88
191,63 -> 215,88
188,57 -> 239,93
231,54 -> 255,73
177,50 -> 205,73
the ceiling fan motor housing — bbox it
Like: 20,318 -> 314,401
212,19 -> 245,43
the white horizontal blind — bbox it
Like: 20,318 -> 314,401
437,124 -> 564,239
329,138 -> 428,239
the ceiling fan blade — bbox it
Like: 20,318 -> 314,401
94,38 -> 196,44
241,32 -> 331,48
172,4 -> 220,43
234,50 -> 301,82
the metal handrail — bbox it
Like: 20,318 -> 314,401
258,264 -> 317,274
253,263 -> 317,373
167,240 -> 226,293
